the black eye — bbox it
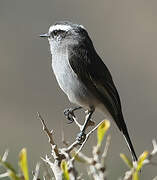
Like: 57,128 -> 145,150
51,30 -> 65,37
53,30 -> 58,36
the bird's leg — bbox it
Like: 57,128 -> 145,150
77,107 -> 95,143
64,106 -> 82,123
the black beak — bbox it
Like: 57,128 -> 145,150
40,33 -> 50,38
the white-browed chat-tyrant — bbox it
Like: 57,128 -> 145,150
40,21 -> 137,162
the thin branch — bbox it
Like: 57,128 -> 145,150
143,139 -> 157,166
33,163 -> 40,180
37,112 -> 55,145
2,150 -> 9,162
41,155 -> 63,180
69,111 -> 95,132
41,155 -> 53,166
42,162 -> 52,180
150,139 -> 157,156
72,116 -> 82,129
37,111 -> 110,180
123,170 -> 133,180
65,141 -> 79,153
73,150 -> 93,164
71,120 -> 105,162
37,112 -> 60,159
61,130 -> 69,147
102,135 -> 111,160
0,172 -> 9,179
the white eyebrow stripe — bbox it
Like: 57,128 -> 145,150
49,25 -> 72,32
49,24 -> 86,33
79,25 -> 86,30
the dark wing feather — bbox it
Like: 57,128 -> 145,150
68,38 -> 137,161
68,40 -> 123,130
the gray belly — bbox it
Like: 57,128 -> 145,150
51,53 -> 97,108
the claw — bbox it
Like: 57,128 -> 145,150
64,108 -> 75,123
67,120 -> 74,124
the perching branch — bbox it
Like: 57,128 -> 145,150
71,110 -> 95,132
37,111 -> 156,180
37,112 -> 109,180
70,120 -> 106,162
1,112 -> 156,180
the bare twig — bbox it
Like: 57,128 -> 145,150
61,130 -> 69,147
37,112 -> 60,159
102,135 -> 111,160
73,150 -> 93,164
37,112 -> 109,180
33,163 -> 40,180
69,111 -> 95,132
0,172 -> 9,179
71,120 -> 105,162
42,162 -> 52,180
2,149 -> 9,162
72,116 -> 82,129
65,141 -> 79,153
123,170 -> 134,180
88,135 -> 110,180
142,139 -> 157,166
41,155 -> 63,180
37,112 -> 55,145
38,112 -> 79,180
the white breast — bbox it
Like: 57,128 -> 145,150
51,46 -> 97,107
51,47 -> 74,94
50,44 -> 112,121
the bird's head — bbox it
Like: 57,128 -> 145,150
40,21 -> 88,48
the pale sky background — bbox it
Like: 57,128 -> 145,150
0,0 -> 157,179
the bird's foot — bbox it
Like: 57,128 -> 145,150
64,108 -> 75,124
76,131 -> 86,144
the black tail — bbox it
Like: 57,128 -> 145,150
122,126 -> 138,162
115,113 -> 138,162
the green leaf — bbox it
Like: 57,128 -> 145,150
120,153 -> 133,168
0,159 -> 17,173
136,151 -> 148,171
97,120 -> 110,146
61,160 -> 70,180
133,171 -> 139,180
9,171 -> 21,180
19,148 -> 29,180
0,156 -> 20,180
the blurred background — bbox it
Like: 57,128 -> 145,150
0,0 -> 157,179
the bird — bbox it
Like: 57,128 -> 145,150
40,21 -> 137,162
